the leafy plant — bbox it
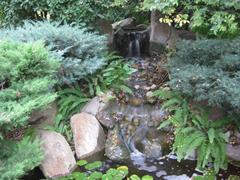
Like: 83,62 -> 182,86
154,89 -> 230,173
0,0 -> 145,27
143,0 -> 240,38
59,160 -> 153,180
0,136 -> 43,180
46,85 -> 90,141
0,21 -> 107,85
83,53 -> 136,96
0,40 -> 59,179
57,87 -> 90,120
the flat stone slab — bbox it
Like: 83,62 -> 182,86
38,130 -> 76,179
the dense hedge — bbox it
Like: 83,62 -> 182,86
168,37 -> 240,116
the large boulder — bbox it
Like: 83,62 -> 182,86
150,11 -> 178,53
70,113 -> 106,159
112,18 -> 135,30
150,11 -> 195,54
38,130 -> 76,179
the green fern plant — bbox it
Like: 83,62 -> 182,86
57,87 -> 90,119
154,89 -> 230,173
48,86 -> 90,141
84,53 -> 136,96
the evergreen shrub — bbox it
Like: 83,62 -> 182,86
0,21 -> 107,85
167,37 -> 240,117
0,40 -> 59,179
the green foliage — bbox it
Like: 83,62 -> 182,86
0,0 -> 144,27
85,161 -> 103,171
167,37 -> 240,118
0,40 -> 58,179
228,175 -> 240,180
84,53 -> 136,96
154,89 -> 229,173
59,160 -> 152,180
51,53 -> 134,140
0,40 -> 58,131
57,87 -> 90,121
143,0 -> 240,38
0,21 -> 107,85
0,136 -> 43,180
46,86 -> 90,141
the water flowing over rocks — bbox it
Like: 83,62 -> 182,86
70,112 -> 106,159
105,125 -> 130,161
38,130 -> 76,179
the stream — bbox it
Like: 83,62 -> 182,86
100,30 -> 240,179
24,27 -> 240,180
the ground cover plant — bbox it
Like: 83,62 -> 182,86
0,40 -> 59,179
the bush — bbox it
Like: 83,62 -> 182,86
154,90 -> 229,173
143,0 -> 240,38
0,40 -> 59,179
0,0 -> 142,27
0,21 -> 107,85
167,37 -> 240,118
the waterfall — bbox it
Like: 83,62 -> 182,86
135,39 -> 141,57
128,41 -> 133,57
128,32 -> 141,58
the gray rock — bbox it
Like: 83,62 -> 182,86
81,97 -> 105,116
30,102 -> 57,127
96,110 -> 115,128
112,18 -> 135,30
143,140 -> 162,158
227,144 -> 240,162
38,130 -> 76,179
105,126 -> 130,161
150,10 -> 195,54
70,113 -> 106,159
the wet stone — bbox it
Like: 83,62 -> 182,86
105,126 -> 130,161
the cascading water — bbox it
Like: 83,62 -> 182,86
113,26 -> 150,57
127,32 -> 141,58
102,25 -> 240,179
